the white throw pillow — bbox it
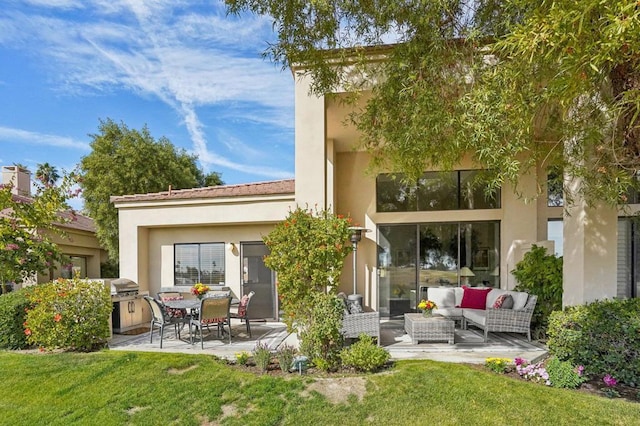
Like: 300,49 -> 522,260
427,287 -> 455,308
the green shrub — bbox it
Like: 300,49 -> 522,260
484,357 -> 511,374
547,298 -> 640,386
252,342 -> 272,372
546,356 -> 587,389
235,351 -> 250,366
299,293 -> 345,371
340,334 -> 390,372
0,287 -> 35,349
263,207 -> 352,331
276,344 -> 297,373
511,245 -> 563,339
24,278 -> 112,351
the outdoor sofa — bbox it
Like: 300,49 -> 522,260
426,286 -> 537,342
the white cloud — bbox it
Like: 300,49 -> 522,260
0,126 -> 90,150
23,0 -> 83,9
0,1 -> 294,179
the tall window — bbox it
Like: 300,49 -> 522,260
377,170 -> 500,212
174,243 -> 225,285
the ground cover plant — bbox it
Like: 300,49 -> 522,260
2,351 -> 639,425
547,298 -> 640,386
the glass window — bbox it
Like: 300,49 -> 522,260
416,172 -> 458,211
547,220 -> 563,257
377,170 -> 500,212
69,256 -> 87,278
459,170 -> 501,209
547,169 -> 564,207
376,174 -> 417,212
174,243 -> 225,285
378,221 -> 500,318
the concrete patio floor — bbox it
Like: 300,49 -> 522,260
109,318 -> 547,364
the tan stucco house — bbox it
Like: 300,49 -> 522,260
2,165 -> 107,284
111,70 -> 637,320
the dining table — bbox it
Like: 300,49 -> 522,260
162,295 -> 240,340
162,296 -> 240,311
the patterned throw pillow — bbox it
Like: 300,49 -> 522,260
237,294 -> 250,317
161,296 -> 185,318
201,317 -> 227,325
493,294 -> 514,309
347,299 -> 364,314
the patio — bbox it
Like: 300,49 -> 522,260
109,318 -> 547,364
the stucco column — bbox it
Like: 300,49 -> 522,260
294,72 -> 327,209
563,176 -> 617,307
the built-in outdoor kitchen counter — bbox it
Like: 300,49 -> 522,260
108,278 -> 150,334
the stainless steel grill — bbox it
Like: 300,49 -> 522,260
110,278 -> 139,298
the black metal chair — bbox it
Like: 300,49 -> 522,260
143,296 -> 182,349
190,296 -> 232,348
230,291 -> 255,337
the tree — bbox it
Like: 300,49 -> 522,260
0,170 -> 78,291
35,163 -> 60,187
80,119 -> 223,261
226,0 -> 640,205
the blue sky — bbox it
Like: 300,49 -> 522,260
0,0 -> 295,209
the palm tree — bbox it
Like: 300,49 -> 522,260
35,163 -> 60,186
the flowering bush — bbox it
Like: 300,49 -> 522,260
0,171 -> 79,289
0,286 -> 36,349
24,277 -> 111,351
515,357 -> 551,386
484,357 -> 511,374
263,206 -> 352,331
191,283 -> 210,296
235,351 -> 250,366
417,299 -> 437,311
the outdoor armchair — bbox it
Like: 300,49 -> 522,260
143,296 -> 183,349
229,291 -> 255,337
190,296 -> 232,348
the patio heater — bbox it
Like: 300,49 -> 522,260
348,226 -> 370,308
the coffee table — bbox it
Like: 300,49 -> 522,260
404,313 -> 455,344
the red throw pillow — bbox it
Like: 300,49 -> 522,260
459,286 -> 492,310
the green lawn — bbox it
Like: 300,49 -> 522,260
1,350 -> 638,425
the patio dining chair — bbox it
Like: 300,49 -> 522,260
157,291 -> 189,319
230,291 -> 255,337
190,296 -> 232,348
143,296 -> 183,349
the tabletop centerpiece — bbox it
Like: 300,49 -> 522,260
191,283 -> 210,299
417,299 -> 437,317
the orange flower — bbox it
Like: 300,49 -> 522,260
54,313 -> 62,322
24,328 -> 32,336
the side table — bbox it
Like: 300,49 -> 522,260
404,313 -> 455,344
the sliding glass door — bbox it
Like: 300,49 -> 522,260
378,221 -> 500,318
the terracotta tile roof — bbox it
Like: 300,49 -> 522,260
1,194 -> 96,233
110,179 -> 295,203
57,211 -> 96,233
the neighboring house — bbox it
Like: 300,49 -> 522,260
2,166 -> 107,284
112,66 -> 637,320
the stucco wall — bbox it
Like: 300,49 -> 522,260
116,196 -> 295,297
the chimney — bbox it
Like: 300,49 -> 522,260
2,166 -> 31,196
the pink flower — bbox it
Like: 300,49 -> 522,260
24,328 -> 32,336
603,374 -> 617,387
576,365 -> 585,376
6,243 -> 19,250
